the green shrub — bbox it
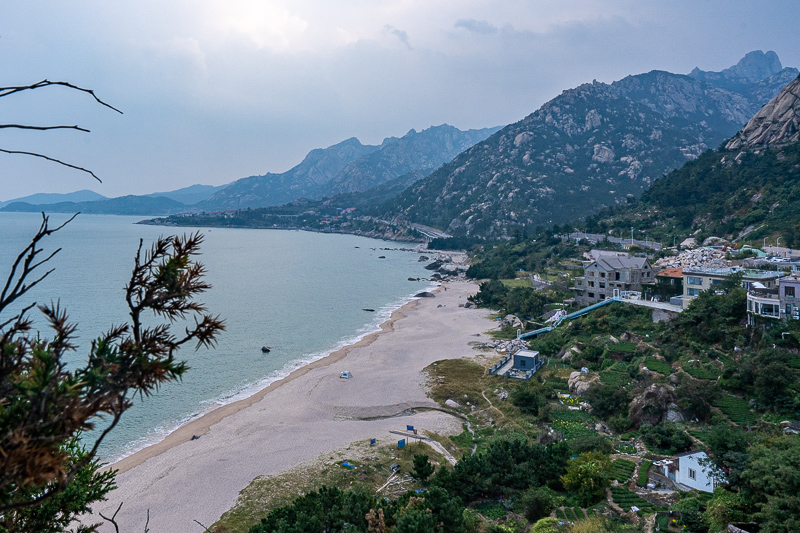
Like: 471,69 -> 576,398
712,394 -> 756,425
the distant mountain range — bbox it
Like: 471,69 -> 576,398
0,184 -> 225,215
196,124 -> 501,211
3,125 -> 499,216
381,50 -> 798,238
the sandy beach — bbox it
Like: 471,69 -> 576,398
93,280 -> 493,532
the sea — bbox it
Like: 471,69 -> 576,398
0,212 -> 436,463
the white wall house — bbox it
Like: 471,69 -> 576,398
659,450 -> 721,493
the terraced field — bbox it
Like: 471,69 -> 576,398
713,394 -> 756,425
610,487 -> 661,514
609,459 -> 636,483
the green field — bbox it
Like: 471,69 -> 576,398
609,459 -> 636,483
500,278 -> 533,288
609,487 -> 661,514
643,357 -> 672,375
610,341 -> 638,353
713,394 -> 756,425
682,362 -> 719,380
637,460 -> 652,487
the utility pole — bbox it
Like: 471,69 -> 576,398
631,227 -> 634,248
777,237 -> 782,257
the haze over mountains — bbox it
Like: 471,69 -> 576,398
5,51 -> 797,238
196,124 -> 501,211
381,51 -> 798,238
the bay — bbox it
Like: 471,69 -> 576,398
0,212 -> 434,462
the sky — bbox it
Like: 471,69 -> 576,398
1,0 -> 799,201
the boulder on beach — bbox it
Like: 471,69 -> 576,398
414,292 -> 436,298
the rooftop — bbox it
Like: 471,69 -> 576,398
657,267 -> 683,278
683,267 -> 786,280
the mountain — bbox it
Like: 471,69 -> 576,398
198,124 -> 500,211
382,52 -> 797,238
146,184 -> 227,205
321,125 -> 502,196
0,189 -> 107,208
726,74 -> 800,150
198,137 -> 379,210
1,195 -> 186,216
583,74 -> 800,248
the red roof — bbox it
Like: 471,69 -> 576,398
657,268 -> 683,278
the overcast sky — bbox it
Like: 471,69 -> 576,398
1,0 -> 799,200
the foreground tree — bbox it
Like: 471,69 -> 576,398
0,223 -> 225,531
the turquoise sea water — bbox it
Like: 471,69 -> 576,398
0,212 -> 435,462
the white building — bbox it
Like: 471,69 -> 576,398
658,450 -> 721,493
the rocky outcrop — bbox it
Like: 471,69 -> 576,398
726,75 -> 800,150
630,384 -> 676,428
568,371 -> 599,396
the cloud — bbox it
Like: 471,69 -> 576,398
383,25 -> 412,49
454,18 -> 498,35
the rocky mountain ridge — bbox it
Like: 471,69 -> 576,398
199,124 -> 500,211
726,74 -> 800,150
382,52 -> 797,238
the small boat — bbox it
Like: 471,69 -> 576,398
362,308 -> 375,312
261,346 -> 272,353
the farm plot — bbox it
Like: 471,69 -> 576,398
609,487 -> 661,514
609,459 -> 636,483
713,394 -> 756,425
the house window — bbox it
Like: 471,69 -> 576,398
599,283 -> 606,288
688,468 -> 696,480
786,286 -> 796,298
577,280 -> 582,286
687,276 -> 702,285
601,272 -> 606,278
588,292 -> 595,298
520,359 -> 526,367
711,279 -> 724,286
589,271 -> 595,277
687,288 -> 700,296
615,272 -> 620,280
589,281 -> 595,287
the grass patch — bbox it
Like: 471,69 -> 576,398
500,278 -> 533,288
425,358 -> 487,409
609,459 -> 636,483
637,460 -> 652,487
610,341 -> 638,353
643,357 -> 671,375
609,487 -> 661,514
600,369 -> 631,388
551,409 -> 596,440
474,501 -> 507,520
215,439 -> 445,533
682,362 -> 719,380
713,394 -> 756,425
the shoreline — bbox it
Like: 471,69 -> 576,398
95,279 -> 492,532
110,294 -> 425,474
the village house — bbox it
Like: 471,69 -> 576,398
682,267 -> 785,309
572,255 -> 654,305
656,450 -> 721,493
747,271 -> 800,321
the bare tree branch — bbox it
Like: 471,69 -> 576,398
0,124 -> 91,132
0,79 -> 123,114
194,519 -> 214,532
99,502 -> 123,533
0,148 -> 101,182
